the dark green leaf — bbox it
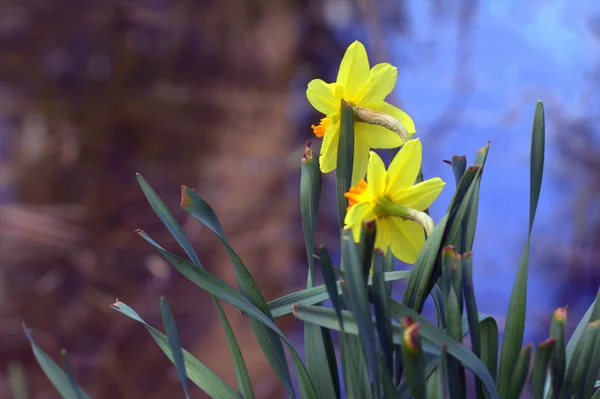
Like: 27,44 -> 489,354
137,175 -> 252,397
451,155 -> 467,186
341,230 -> 381,398
497,102 -> 545,397
111,302 -> 239,399
300,143 -> 322,286
23,324 -> 90,399
160,297 -> 190,399
214,301 -> 254,399
479,317 -> 499,383
181,188 -> 297,396
268,270 -> 411,318
372,251 -> 394,375
336,100 -> 355,229
295,304 -> 500,398
137,231 -> 316,399
531,338 -> 556,399
507,344 -> 532,399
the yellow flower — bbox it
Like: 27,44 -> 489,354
306,41 -> 416,185
343,139 -> 445,264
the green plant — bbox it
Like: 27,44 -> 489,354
21,42 -> 600,399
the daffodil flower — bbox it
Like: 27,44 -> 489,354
306,41 -> 416,185
344,139 -> 445,264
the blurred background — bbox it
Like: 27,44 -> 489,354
1,0 -> 599,398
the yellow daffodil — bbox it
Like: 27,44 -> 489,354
344,139 -> 445,264
306,41 -> 416,185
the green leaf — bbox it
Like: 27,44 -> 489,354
300,142 -> 322,286
564,320 -> 600,398
181,187 -> 297,396
7,362 -> 29,399
294,304 -> 500,398
531,338 -> 556,399
267,271 -> 410,318
372,252 -> 394,375
214,300 -> 254,399
137,175 -> 252,397
403,161 -> 481,313
23,324 -> 90,399
566,287 -> 600,362
304,320 -> 338,399
592,387 -> 600,399
341,230 -> 381,398
462,252 -> 484,399
401,322 -> 427,399
507,344 -> 532,399
340,333 -> 373,399
336,100 -> 355,229
497,101 -> 545,397
60,351 -> 84,399
320,245 -> 345,329
136,174 -> 202,266
300,147 -> 335,399
160,297 -> 190,399
451,155 -> 467,186
479,317 -> 499,383
547,307 -> 567,398
137,231 -> 316,398
111,302 -> 239,399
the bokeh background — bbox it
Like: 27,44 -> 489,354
1,0 -> 600,398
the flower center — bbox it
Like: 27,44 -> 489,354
311,117 -> 331,138
344,178 -> 368,211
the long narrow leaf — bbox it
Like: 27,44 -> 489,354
497,101 -> 545,396
137,175 -> 253,397
268,270 -> 410,318
23,324 -> 90,399
181,187 -> 297,396
294,304 -> 500,399
160,297 -> 190,399
137,231 -> 316,398
336,100 -> 355,229
111,302 -> 239,399
214,301 -> 254,399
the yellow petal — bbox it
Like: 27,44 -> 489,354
351,133 -> 370,186
366,151 -> 387,198
307,79 -> 340,115
356,122 -> 404,149
372,102 -> 416,137
391,178 -> 446,211
337,41 -> 370,104
374,217 -> 392,252
319,120 -> 340,173
389,217 -> 425,264
345,203 -> 376,240
386,139 -> 422,193
359,63 -> 398,106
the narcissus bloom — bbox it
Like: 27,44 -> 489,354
344,139 -> 445,264
306,41 -> 416,185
